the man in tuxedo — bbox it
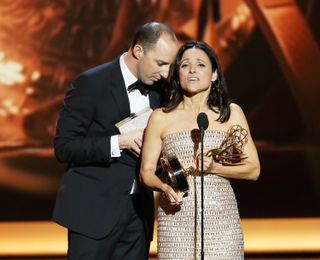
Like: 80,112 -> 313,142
52,22 -> 179,260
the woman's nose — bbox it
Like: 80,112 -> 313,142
189,65 -> 196,73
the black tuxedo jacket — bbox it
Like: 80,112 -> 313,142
52,57 -> 161,240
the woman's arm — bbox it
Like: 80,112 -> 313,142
205,103 -> 260,180
139,109 -> 183,204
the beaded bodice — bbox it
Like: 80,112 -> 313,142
162,129 -> 227,169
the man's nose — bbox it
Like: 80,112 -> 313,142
160,69 -> 169,79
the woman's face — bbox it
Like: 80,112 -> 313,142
178,47 -> 217,95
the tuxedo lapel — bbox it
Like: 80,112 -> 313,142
149,90 -> 161,109
109,59 -> 131,120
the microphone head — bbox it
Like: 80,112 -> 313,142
197,112 -> 209,130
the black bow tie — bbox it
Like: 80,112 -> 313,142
127,81 -> 150,95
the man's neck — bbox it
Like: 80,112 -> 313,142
123,51 -> 138,77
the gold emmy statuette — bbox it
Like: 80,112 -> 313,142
157,155 -> 192,192
206,125 -> 248,165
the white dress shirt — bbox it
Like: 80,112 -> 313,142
110,53 -> 150,193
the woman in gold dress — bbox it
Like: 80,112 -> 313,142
140,41 -> 260,259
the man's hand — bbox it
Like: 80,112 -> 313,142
118,129 -> 144,156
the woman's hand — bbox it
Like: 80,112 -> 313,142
193,150 -> 215,174
161,183 -> 184,205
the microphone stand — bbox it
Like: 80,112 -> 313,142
197,112 -> 208,260
200,126 -> 205,260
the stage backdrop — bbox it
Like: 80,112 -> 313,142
0,0 -> 319,221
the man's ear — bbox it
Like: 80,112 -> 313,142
132,44 -> 144,59
211,70 -> 218,81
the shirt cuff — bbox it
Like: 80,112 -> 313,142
110,135 -> 121,157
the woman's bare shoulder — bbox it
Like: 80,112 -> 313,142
148,108 -> 171,126
229,102 -> 245,116
230,102 -> 242,111
229,102 -> 249,126
150,107 -> 167,119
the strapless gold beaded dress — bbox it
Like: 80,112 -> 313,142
157,130 -> 244,260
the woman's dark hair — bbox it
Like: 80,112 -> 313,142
163,41 -> 231,123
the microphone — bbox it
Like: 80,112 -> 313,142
197,112 -> 208,260
197,112 -> 209,132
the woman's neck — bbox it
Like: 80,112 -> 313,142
181,92 -> 208,115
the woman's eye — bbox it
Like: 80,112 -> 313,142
181,63 -> 189,68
